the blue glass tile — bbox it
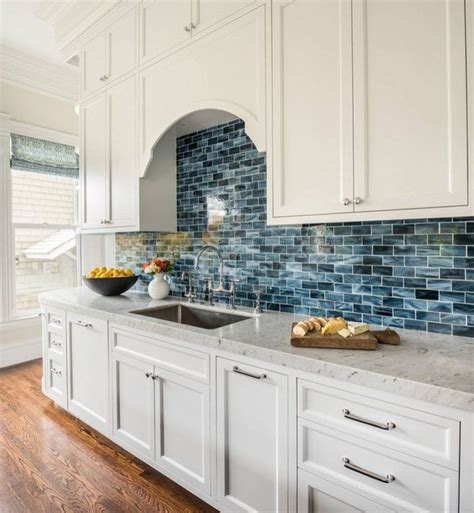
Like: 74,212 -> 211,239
428,322 -> 452,335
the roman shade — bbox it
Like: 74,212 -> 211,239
10,134 -> 79,178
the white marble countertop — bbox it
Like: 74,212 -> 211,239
40,287 -> 474,412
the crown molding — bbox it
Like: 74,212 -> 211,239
36,0 -> 128,61
0,45 -> 78,102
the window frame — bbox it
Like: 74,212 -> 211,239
1,120 -> 80,322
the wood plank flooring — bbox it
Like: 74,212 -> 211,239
0,359 -> 217,513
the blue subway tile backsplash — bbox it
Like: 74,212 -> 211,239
116,119 -> 474,337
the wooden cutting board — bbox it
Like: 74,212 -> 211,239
290,322 -> 378,350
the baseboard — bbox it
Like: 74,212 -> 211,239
0,337 -> 42,368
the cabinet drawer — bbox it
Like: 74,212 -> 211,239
299,419 -> 458,513
46,310 -> 65,333
110,325 -> 209,383
44,357 -> 67,408
47,331 -> 65,359
298,469 -> 400,513
298,379 -> 459,469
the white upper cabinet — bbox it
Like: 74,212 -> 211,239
268,0 -> 471,224
270,0 -> 354,220
81,33 -> 107,98
81,93 -> 107,230
108,77 -> 137,229
108,8 -> 137,82
140,0 -> 192,63
190,0 -> 255,35
216,358 -> 288,513
81,7 -> 137,98
80,76 -> 137,231
352,0 -> 468,213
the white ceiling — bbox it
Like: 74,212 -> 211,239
0,0 -> 65,65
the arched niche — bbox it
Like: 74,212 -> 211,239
137,108 -> 258,233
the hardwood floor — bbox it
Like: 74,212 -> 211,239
0,359 -> 217,513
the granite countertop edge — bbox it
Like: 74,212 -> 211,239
39,288 -> 474,413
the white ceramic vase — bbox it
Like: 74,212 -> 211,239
148,273 -> 170,300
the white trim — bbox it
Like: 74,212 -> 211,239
0,45 -> 78,102
10,120 -> 78,147
0,316 -> 42,368
0,339 -> 42,368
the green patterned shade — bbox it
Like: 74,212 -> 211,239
11,134 -> 79,178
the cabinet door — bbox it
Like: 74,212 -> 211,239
154,368 -> 210,494
108,77 -> 137,228
108,8 -> 137,82
353,0 -> 468,212
298,470 -> 398,513
216,358 -> 288,513
140,0 -> 192,63
271,0 -> 353,221
112,353 -> 155,460
67,314 -> 109,434
191,0 -> 255,35
81,94 -> 107,229
81,33 -> 107,98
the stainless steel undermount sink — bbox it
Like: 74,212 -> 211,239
130,303 -> 252,330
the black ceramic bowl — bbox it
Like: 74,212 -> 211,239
83,275 -> 138,296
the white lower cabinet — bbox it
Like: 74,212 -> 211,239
111,350 -> 211,495
112,352 -> 155,459
67,313 -> 109,434
298,469 -> 398,513
216,357 -> 288,513
44,356 -> 67,408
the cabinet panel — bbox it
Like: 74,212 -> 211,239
112,353 -> 155,459
271,0 -> 353,219
155,368 -> 210,494
298,470 -> 398,513
67,314 -> 108,434
44,356 -> 67,408
108,77 -> 137,228
217,358 -> 288,513
299,419 -> 458,513
108,8 -> 137,82
140,0 -> 192,63
191,0 -> 255,34
81,94 -> 107,229
82,34 -> 107,98
353,0 -> 468,212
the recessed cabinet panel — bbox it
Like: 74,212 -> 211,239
191,0 -> 255,34
82,33 -> 107,98
353,0 -> 468,212
112,353 -> 155,460
81,94 -> 107,229
216,358 -> 288,513
271,0 -> 354,218
140,0 -> 192,63
44,357 -> 67,408
155,368 -> 210,494
108,8 -> 137,82
67,314 -> 108,434
298,470 -> 398,513
109,77 -> 137,228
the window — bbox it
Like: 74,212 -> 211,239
9,134 -> 79,318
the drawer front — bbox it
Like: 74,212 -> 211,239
44,357 -> 67,408
298,469 -> 400,513
46,309 -> 65,333
298,379 -> 459,469
47,331 -> 65,359
299,419 -> 458,513
110,325 -> 209,383
67,312 -> 107,334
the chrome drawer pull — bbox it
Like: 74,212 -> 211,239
232,365 -> 267,380
76,320 -> 93,328
145,371 -> 153,378
343,457 -> 395,484
51,340 -> 62,348
52,319 -> 62,326
343,409 -> 396,430
51,367 -> 62,376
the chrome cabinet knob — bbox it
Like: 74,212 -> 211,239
184,24 -> 191,32
342,198 -> 352,206
354,197 -> 363,205
145,371 -> 153,378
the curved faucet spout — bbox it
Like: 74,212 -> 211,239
194,245 -> 225,287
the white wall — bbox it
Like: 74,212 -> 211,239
0,81 -> 78,134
